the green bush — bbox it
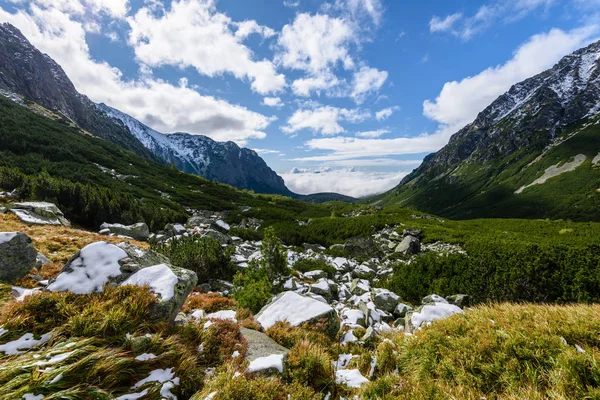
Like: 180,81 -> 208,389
286,340 -> 334,392
260,227 -> 289,279
293,258 -> 336,278
153,236 -> 237,283
231,261 -> 273,314
388,241 -> 600,304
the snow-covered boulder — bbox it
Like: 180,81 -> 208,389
0,232 -> 37,283
394,302 -> 412,318
303,269 -> 328,280
405,303 -> 463,333
241,327 -> 289,376
99,222 -> 150,241
47,241 -> 196,322
7,202 -> 70,227
121,263 -> 197,323
255,291 -> 340,338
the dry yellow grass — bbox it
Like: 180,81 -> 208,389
0,212 -> 148,286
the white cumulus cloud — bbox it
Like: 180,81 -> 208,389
282,105 -> 370,135
423,26 -> 600,131
127,0 -> 285,94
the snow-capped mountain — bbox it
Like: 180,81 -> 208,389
0,23 -> 154,160
98,104 -> 292,196
382,39 -> 600,220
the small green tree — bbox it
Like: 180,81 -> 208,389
260,227 -> 289,279
231,261 -> 273,313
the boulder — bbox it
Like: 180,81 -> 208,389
372,288 -> 400,314
421,294 -> 448,305
341,308 -> 366,328
304,269 -> 328,280
402,229 -> 422,239
309,278 -> 334,301
405,303 -> 463,333
446,294 -> 470,307
202,229 -> 231,245
256,291 -> 340,338
8,202 -> 70,227
121,264 -> 197,323
47,241 -> 197,322
241,327 -> 289,376
165,223 -> 187,237
394,303 -> 412,318
99,222 -> 150,241
343,237 -> 383,259
35,252 -> 51,268
395,235 -> 420,255
0,232 -> 37,283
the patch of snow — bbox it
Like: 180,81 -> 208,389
335,369 -> 369,388
47,242 -> 127,294
411,303 -> 463,330
115,390 -> 149,400
22,395 -> 44,400
12,286 -> 41,301
257,292 -> 335,330
135,353 -> 157,361
50,372 -> 63,384
33,350 -> 75,366
160,380 -> 179,399
121,264 -> 178,302
203,321 -> 213,329
516,154 -> 587,194
191,309 -> 206,320
132,368 -> 175,389
592,152 -> 600,165
0,232 -> 17,244
340,330 -> 357,345
0,332 -> 52,355
206,310 -> 237,322
247,354 -> 284,374
342,309 -> 364,326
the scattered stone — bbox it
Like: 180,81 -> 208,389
394,303 -> 412,318
100,222 -> 150,241
402,229 -> 422,239
395,235 -> 420,255
421,294 -> 448,305
202,229 -> 231,245
241,327 -> 289,376
0,232 -> 37,283
372,288 -> 400,314
7,202 -> 70,227
446,294 -> 470,307
344,237 -> 383,259
256,291 -> 339,338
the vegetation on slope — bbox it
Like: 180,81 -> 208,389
375,116 -> 600,221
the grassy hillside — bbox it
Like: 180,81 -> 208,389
0,96 -> 340,231
374,115 -> 600,221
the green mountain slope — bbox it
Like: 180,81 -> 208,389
0,96 -> 336,230
375,117 -> 600,220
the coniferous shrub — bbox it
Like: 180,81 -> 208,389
231,261 -> 273,314
153,236 -> 236,283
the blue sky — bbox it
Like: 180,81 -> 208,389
1,0 -> 599,196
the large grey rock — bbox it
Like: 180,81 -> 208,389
405,303 -> 463,333
100,222 -> 150,241
256,291 -> 340,339
343,237 -> 383,259
446,294 -> 470,307
241,327 -> 289,375
0,232 -> 37,283
8,202 -> 70,227
202,229 -> 231,245
372,288 -> 400,314
395,235 -> 420,255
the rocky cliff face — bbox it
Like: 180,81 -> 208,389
383,40 -> 600,219
0,23 -> 154,159
98,104 -> 292,196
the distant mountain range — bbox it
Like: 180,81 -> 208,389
376,39 -> 600,221
0,22 -> 294,197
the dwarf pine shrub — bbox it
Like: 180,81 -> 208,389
153,236 -> 237,283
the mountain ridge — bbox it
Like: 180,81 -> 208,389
377,38 -> 600,220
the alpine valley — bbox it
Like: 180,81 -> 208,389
2,3 -> 600,400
